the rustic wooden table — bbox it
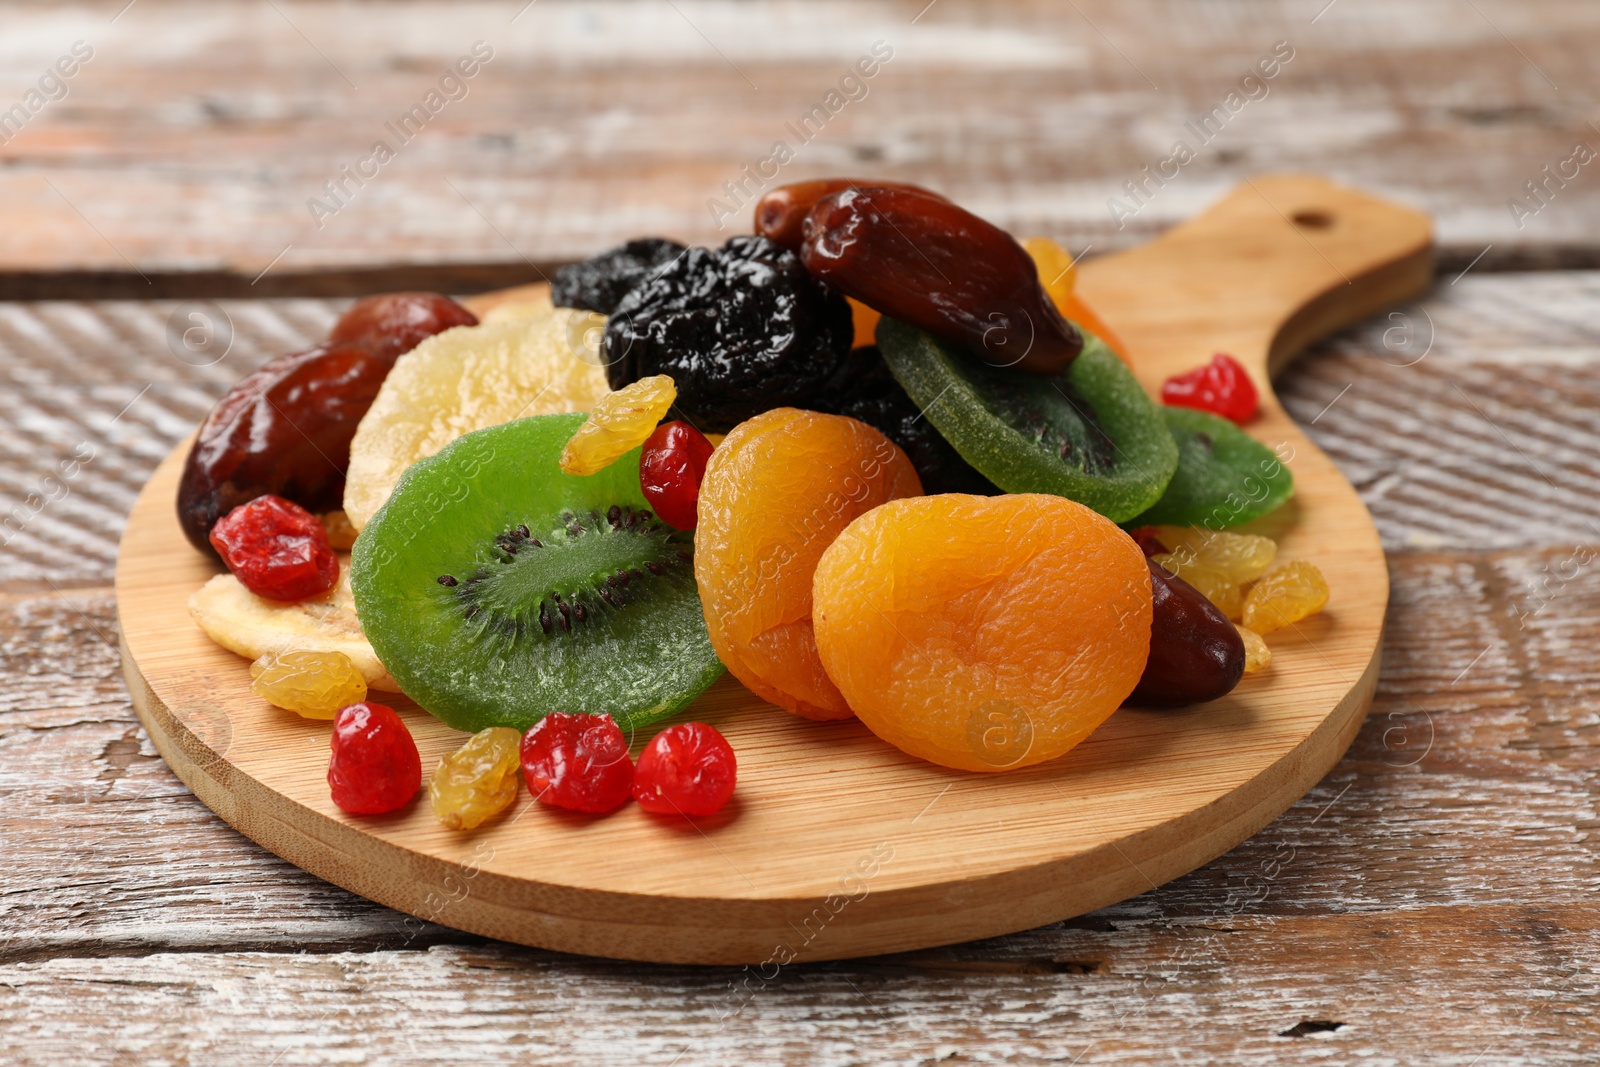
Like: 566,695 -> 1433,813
4,1 -> 1599,1063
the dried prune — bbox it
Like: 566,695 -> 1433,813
328,292 -> 478,363
814,347 -> 997,495
753,178 -> 947,250
603,235 -> 853,433
1128,558 -> 1245,708
177,342 -> 388,556
801,186 -> 1082,375
552,238 -> 687,315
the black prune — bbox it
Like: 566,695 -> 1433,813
602,235 -> 854,433
552,238 -> 687,315
814,347 -> 998,496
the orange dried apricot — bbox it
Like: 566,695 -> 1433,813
847,297 -> 881,349
813,494 -> 1151,771
1023,236 -> 1132,364
695,408 -> 922,719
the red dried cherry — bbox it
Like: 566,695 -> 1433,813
1161,353 -> 1259,424
328,292 -> 478,364
209,494 -> 339,601
328,702 -> 422,814
640,421 -> 715,529
520,712 -> 633,813
633,723 -> 737,817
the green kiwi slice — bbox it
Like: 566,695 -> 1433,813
875,317 -> 1178,522
351,413 -> 723,733
1126,406 -> 1294,529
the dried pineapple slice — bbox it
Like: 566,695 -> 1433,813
343,309 -> 611,530
189,558 -> 399,691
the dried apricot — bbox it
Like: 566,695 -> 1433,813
1022,236 -> 1132,364
695,408 -> 922,720
813,494 -> 1151,771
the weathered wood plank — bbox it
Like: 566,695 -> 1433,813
2,911 -> 1597,1067
3,0 -> 1600,291
2,273 -> 1598,1046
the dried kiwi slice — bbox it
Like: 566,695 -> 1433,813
351,413 -> 723,733
1126,406 -> 1294,528
876,317 -> 1177,522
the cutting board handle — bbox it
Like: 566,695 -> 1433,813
1077,174 -> 1434,383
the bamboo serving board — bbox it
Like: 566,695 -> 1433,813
116,175 -> 1430,965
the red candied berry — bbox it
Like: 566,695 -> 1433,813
328,702 -> 421,815
639,421 -> 715,530
209,494 -> 339,601
1127,526 -> 1169,558
633,723 -> 737,817
521,712 -> 633,813
1161,353 -> 1259,424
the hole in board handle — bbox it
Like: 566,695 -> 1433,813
1292,209 -> 1335,230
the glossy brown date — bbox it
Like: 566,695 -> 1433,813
177,292 -> 476,556
1127,558 -> 1246,708
753,178 -> 947,250
176,343 -> 388,555
327,292 -> 478,363
799,186 -> 1081,375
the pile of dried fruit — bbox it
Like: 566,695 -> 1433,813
179,176 -> 1331,825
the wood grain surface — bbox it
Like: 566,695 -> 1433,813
5,0 -> 1600,1057
6,272 -> 1600,1060
112,175 -> 1416,965
4,0 -> 1600,297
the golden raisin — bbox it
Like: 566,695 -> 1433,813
1152,552 -> 1243,621
430,727 -> 523,830
249,649 -> 368,719
559,374 -> 677,476
1158,527 -> 1277,584
1242,559 -> 1329,634
1236,624 -> 1272,673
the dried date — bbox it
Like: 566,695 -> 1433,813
753,178 -> 947,250
1127,558 -> 1246,707
327,292 -> 477,363
800,186 -> 1081,375
176,343 -> 389,556
178,291 -> 474,555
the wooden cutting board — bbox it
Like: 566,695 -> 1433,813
116,175 -> 1430,965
